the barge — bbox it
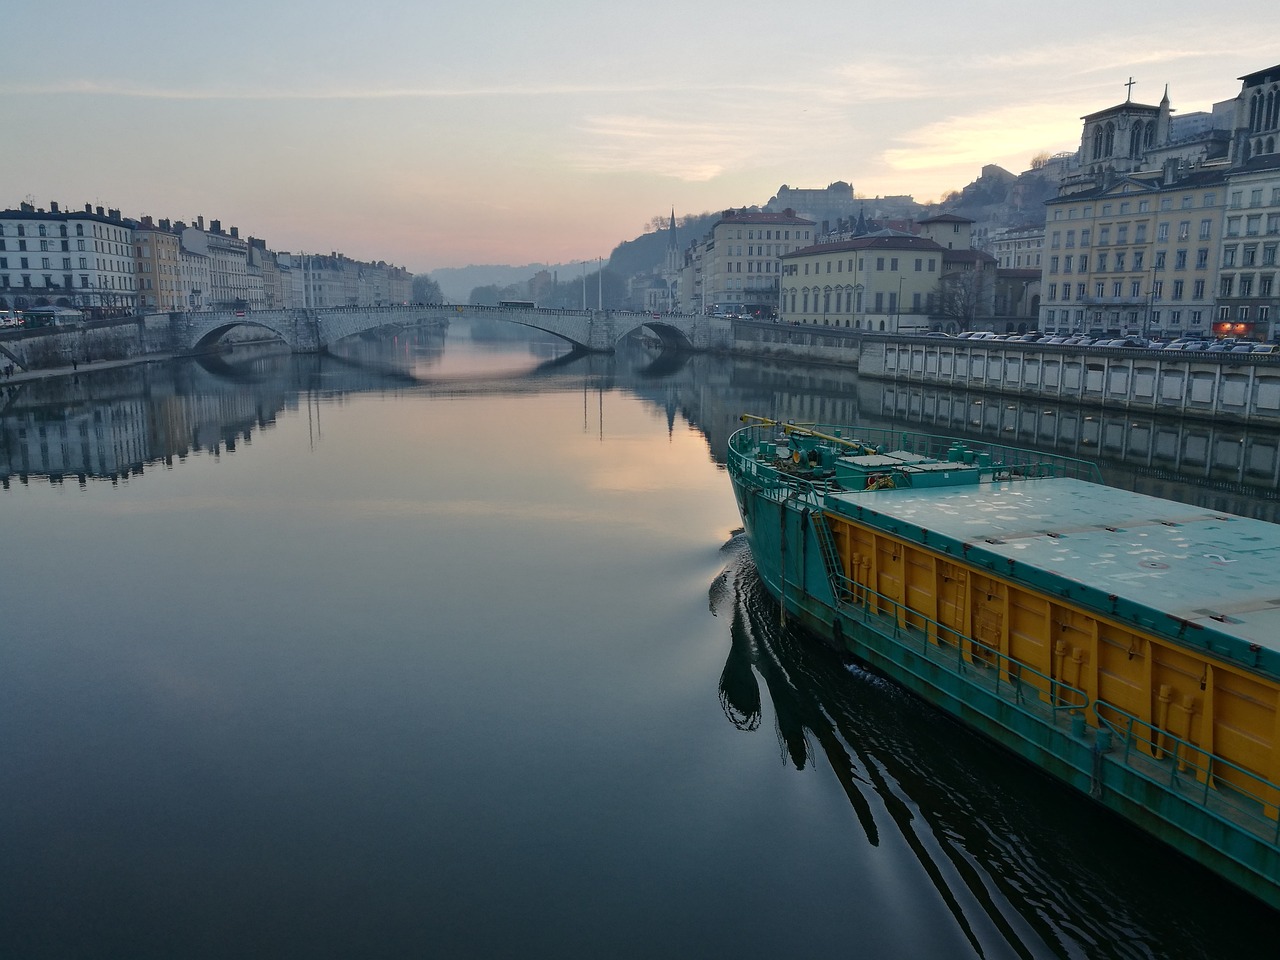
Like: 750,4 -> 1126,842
727,414 -> 1280,907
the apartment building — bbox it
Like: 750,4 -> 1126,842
779,232 -> 945,332
689,208 -> 814,316
0,202 -> 138,315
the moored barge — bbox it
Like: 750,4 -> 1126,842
727,415 -> 1280,907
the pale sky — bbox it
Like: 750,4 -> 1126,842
3,1 -> 1274,272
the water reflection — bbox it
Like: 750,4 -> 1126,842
11,330 -> 1279,524
5,325 -> 1278,957
712,537 -> 1269,959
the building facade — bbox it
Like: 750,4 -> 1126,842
0,202 -> 138,316
134,217 -> 185,312
688,208 -> 815,316
1040,64 -> 1280,339
779,233 -> 945,332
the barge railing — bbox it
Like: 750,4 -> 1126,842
731,420 -> 1104,485
1094,701 -> 1280,848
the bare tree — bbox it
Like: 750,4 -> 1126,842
934,269 -> 995,331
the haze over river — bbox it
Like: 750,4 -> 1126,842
3,322 -> 1277,958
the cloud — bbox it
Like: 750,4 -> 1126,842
570,114 -> 760,181
883,103 -> 1080,173
825,61 -> 945,103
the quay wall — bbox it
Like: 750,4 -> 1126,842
858,337 -> 1280,427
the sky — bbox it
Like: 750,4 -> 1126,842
3,1 -> 1276,273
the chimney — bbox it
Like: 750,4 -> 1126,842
108,208 -> 119,219
197,216 -> 204,230
210,219 -> 221,233
50,201 -> 59,214
160,219 -> 171,231
96,206 -> 104,216
229,226 -> 238,239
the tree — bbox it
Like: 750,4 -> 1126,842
411,274 -> 443,303
933,269 -> 995,331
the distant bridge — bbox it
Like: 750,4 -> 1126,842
173,304 -> 730,354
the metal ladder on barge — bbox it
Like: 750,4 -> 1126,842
807,508 -> 854,607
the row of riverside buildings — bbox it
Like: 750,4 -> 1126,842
0,203 -> 412,318
644,62 -> 1280,341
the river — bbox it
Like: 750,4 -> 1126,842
2,321 -> 1276,959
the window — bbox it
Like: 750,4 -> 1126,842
1158,223 -> 1169,242
1115,252 -> 1126,271
1154,251 -> 1166,269
1244,245 -> 1258,266
1220,276 -> 1234,297
1133,251 -> 1144,270
1135,224 -> 1147,242
1130,280 -> 1142,297
1241,276 -> 1254,296
1251,189 -> 1263,207
1117,225 -> 1129,244
1051,231 -> 1061,249
1050,255 -> 1059,273
1152,280 -> 1163,299
1224,246 -> 1237,267
1095,281 -> 1105,297
1196,248 -> 1208,269
1263,276 -> 1275,296
876,257 -> 884,270
1139,200 -> 1150,213
890,258 -> 898,271
1175,250 -> 1187,270
1230,191 -> 1243,208
1080,228 -> 1091,246
1178,221 -> 1190,241
1099,226 -> 1111,245
1193,279 -> 1205,299
1048,283 -> 1057,300
1064,255 -> 1073,273
1112,281 -> 1122,297
1065,230 -> 1075,248
1078,254 -> 1088,272
1173,280 -> 1184,299
1200,219 -> 1213,240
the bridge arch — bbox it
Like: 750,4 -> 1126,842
190,318 -> 296,351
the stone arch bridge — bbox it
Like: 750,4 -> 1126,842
173,304 -> 729,354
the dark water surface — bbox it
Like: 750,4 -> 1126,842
2,324 -> 1276,958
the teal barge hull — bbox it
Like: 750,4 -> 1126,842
727,417 -> 1280,909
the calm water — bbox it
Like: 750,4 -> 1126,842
2,323 -> 1277,959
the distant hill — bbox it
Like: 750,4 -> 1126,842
429,263 -> 554,303
924,164 -> 1058,227
606,212 -> 718,278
